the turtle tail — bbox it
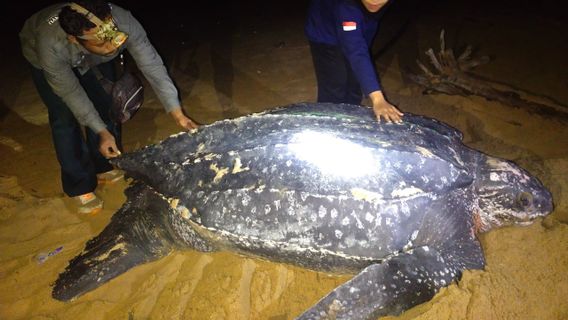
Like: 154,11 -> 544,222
52,183 -> 178,301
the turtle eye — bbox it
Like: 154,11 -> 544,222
517,192 -> 533,208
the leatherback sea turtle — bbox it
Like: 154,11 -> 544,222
52,103 -> 553,319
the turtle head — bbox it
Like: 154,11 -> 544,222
475,156 -> 553,232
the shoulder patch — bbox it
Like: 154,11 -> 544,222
47,14 -> 59,25
342,21 -> 357,31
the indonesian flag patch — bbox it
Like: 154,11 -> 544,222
342,21 -> 357,31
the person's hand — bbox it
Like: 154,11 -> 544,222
170,108 -> 199,130
369,91 -> 403,123
98,129 -> 121,158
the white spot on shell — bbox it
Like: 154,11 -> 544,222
318,205 -> 327,218
411,230 -> 419,241
241,193 -> 251,206
353,212 -> 364,229
330,208 -> 338,219
349,287 -> 360,293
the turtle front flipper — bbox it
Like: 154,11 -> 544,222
295,244 -> 478,320
52,183 -> 211,301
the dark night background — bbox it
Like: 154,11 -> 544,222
3,0 -> 568,82
2,0 -> 568,116
2,0 -> 567,99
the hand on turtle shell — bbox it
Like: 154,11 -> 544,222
370,91 -> 403,123
98,129 -> 121,158
170,108 -> 200,130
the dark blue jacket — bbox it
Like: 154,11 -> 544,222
305,0 -> 388,95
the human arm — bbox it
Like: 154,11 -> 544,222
115,7 -> 194,130
369,90 -> 403,123
335,4 -> 403,122
36,26 -> 126,158
38,39 -> 109,133
98,129 -> 121,158
169,108 -> 199,130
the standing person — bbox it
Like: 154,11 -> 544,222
305,0 -> 403,123
19,0 -> 198,214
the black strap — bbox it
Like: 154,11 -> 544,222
93,53 -> 126,82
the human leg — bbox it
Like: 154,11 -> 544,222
30,66 -> 97,197
344,59 -> 363,105
79,61 -> 123,176
309,42 -> 352,103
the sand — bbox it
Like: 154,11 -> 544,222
1,1 -> 567,319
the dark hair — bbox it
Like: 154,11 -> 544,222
59,0 -> 112,36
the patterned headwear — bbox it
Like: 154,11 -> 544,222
69,2 -> 128,47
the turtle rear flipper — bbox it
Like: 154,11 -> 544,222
52,184 -> 180,301
296,243 -> 482,320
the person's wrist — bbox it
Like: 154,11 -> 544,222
98,129 -> 112,139
169,108 -> 185,120
369,91 -> 385,104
